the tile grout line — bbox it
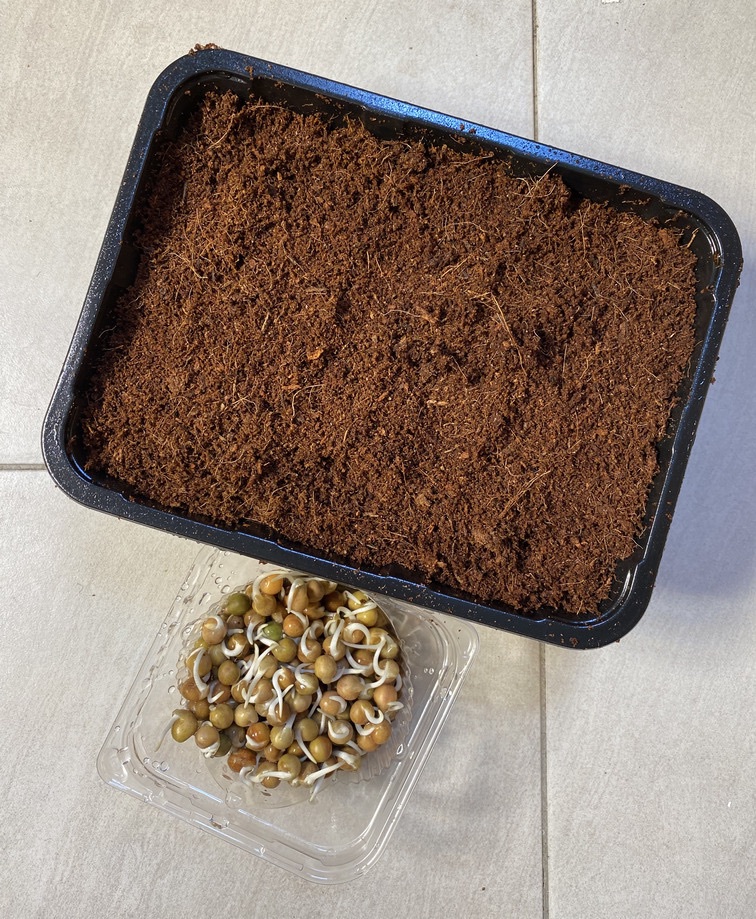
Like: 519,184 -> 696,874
533,2 -> 546,913
540,642 -> 550,919
531,0 -> 539,142
0,463 -> 46,471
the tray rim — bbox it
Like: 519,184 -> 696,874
42,48 -> 743,649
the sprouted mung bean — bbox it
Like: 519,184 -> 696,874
170,571 -> 405,801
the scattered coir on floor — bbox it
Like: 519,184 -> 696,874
80,91 -> 698,614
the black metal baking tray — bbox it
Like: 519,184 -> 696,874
42,48 -> 742,648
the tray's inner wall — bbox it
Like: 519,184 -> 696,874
65,68 -> 721,626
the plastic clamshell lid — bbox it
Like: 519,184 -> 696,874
97,548 -> 479,883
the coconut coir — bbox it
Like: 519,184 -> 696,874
80,91 -> 697,614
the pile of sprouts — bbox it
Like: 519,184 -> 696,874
170,569 -> 405,800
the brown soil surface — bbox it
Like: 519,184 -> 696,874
80,91 -> 697,614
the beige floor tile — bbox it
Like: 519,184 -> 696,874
545,586 -> 756,919
0,472 -> 543,918
3,4 -> 540,912
0,0 -> 533,464
537,2 -> 756,917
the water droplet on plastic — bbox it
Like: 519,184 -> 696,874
200,592 -> 210,605
168,669 -> 174,676
395,744 -> 404,756
143,757 -> 151,766
221,585 -> 230,594
114,725 -> 120,733
168,685 -> 176,694
158,762 -> 168,773
183,626 -> 193,636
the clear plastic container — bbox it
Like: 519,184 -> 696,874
97,547 -> 479,883
44,49 -> 742,649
